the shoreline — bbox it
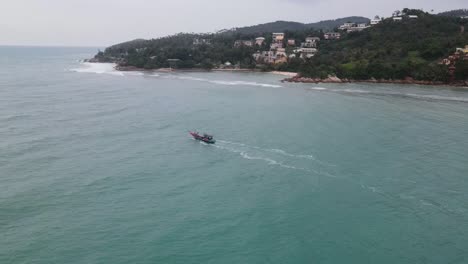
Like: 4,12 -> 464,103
114,65 -> 297,77
93,63 -> 468,88
282,76 -> 468,88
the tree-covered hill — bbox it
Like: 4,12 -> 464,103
296,9 -> 468,82
95,32 -> 260,69
92,9 -> 468,83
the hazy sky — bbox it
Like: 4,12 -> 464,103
0,0 -> 466,47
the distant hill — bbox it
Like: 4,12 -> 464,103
107,39 -> 148,51
437,9 -> 468,17
222,16 -> 370,35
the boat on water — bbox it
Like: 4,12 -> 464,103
189,131 -> 216,144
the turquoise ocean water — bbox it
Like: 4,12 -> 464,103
1,46 -> 468,263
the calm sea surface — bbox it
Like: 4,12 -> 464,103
1,46 -> 468,264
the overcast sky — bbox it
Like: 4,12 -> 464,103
0,0 -> 466,47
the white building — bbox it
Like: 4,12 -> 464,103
324,32 -> 341,40
276,48 -> 287,57
193,38 -> 211,45
255,37 -> 266,46
300,48 -> 318,59
339,23 -> 356,30
272,33 -> 285,42
270,42 -> 284,50
370,16 -> 382,25
306,37 -> 320,42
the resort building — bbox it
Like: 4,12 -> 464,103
272,33 -> 285,42
324,32 -> 341,40
302,37 -> 320,48
253,52 -> 262,61
305,37 -> 320,43
393,17 -> 403,21
348,23 -> 370,32
255,37 -> 266,46
300,48 -> 318,59
370,16 -> 382,25
270,42 -> 284,50
276,48 -> 287,57
193,38 -> 211,45
234,40 -> 254,47
456,45 -> 468,54
287,39 -> 296,46
339,23 -> 356,30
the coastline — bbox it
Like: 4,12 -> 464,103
93,63 -> 467,88
114,64 -> 298,77
282,76 -> 468,88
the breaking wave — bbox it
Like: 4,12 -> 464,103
71,63 -> 282,87
70,63 -> 122,75
308,87 -> 468,103
209,80 -> 281,88
165,75 -> 282,87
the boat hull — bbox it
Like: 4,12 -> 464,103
190,132 -> 216,144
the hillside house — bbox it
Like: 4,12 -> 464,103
370,16 -> 382,25
276,48 -> 287,57
270,42 -> 284,50
408,15 -> 418,19
255,37 -> 266,46
261,51 -> 276,64
272,33 -> 285,42
253,52 -> 262,61
324,32 -> 341,40
306,37 -> 320,42
348,23 -> 370,32
193,38 -> 211,45
339,23 -> 356,30
456,45 -> 468,54
302,37 -> 320,48
393,17 -> 403,21
234,40 -> 254,47
243,40 -> 253,47
300,48 -> 318,59
288,39 -> 296,46
275,55 -> 288,64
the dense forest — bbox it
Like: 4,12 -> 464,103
93,9 -> 468,83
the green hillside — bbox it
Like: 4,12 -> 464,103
93,9 -> 468,83
297,9 -> 468,81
